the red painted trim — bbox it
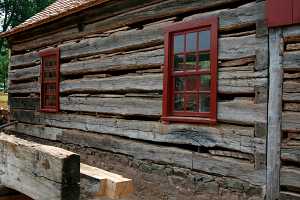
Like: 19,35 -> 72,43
267,0 -> 293,27
162,16 -> 218,125
39,47 -> 60,113
293,0 -> 300,24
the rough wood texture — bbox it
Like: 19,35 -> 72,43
282,112 -> 300,132
61,97 -> 266,124
283,51 -> 300,71
280,192 -> 300,200
0,133 -> 80,200
10,0 -> 259,53
281,148 -> 300,163
267,28 -> 283,200
80,163 -> 133,199
280,167 -> 300,191
8,112 -> 265,155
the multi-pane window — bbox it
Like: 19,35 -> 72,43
39,48 -> 60,112
162,17 -> 218,124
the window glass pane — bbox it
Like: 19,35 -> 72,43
186,32 -> 197,52
174,35 -> 184,53
174,94 -> 184,111
44,56 -> 56,67
175,77 -> 184,91
199,94 -> 210,112
186,76 -> 198,91
174,54 -> 185,71
44,84 -> 56,94
200,75 -> 211,91
199,30 -> 210,50
44,70 -> 56,81
45,95 -> 56,107
185,53 -> 197,71
186,93 -> 197,112
199,53 -> 210,70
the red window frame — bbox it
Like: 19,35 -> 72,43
39,48 -> 60,112
161,16 -> 218,125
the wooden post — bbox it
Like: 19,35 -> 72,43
267,28 -> 283,200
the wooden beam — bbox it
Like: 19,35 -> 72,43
0,133 -> 80,200
80,163 -> 133,199
267,28 -> 283,200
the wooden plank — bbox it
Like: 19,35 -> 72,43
267,28 -> 283,200
80,163 -> 133,199
9,112 -> 266,154
0,133 -> 80,200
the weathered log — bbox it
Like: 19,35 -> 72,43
61,96 -> 266,124
8,81 -> 39,94
11,0 -> 260,53
219,57 -> 255,67
281,148 -> 300,164
280,167 -> 300,191
283,93 -> 300,102
283,51 -> 300,71
286,43 -> 300,51
280,192 -> 300,200
80,163 -> 133,199
9,111 -> 266,154
267,28 -> 283,200
283,81 -> 300,93
284,103 -> 300,112
0,133 -> 80,200
282,112 -> 300,132
9,97 -> 39,110
58,129 -> 265,186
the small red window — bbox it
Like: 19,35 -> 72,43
162,17 -> 218,125
39,48 -> 60,112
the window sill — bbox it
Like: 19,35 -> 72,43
161,116 -> 216,125
39,108 -> 59,113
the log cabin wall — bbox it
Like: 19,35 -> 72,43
6,0 -> 269,199
280,25 -> 300,199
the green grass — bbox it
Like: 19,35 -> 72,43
0,93 -> 8,110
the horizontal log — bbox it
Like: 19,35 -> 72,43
184,1 -> 264,32
8,82 -> 39,94
281,148 -> 300,164
61,96 -> 266,124
283,93 -> 300,102
283,25 -> 300,38
280,167 -> 300,190
10,32 -> 258,75
286,43 -> 300,51
283,51 -> 300,71
59,129 -> 265,186
9,111 -> 266,154
282,112 -> 300,132
11,1 -> 260,53
10,97 -> 39,110
284,103 -> 300,112
284,81 -> 300,93
280,192 -> 300,200
0,133 -> 80,200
